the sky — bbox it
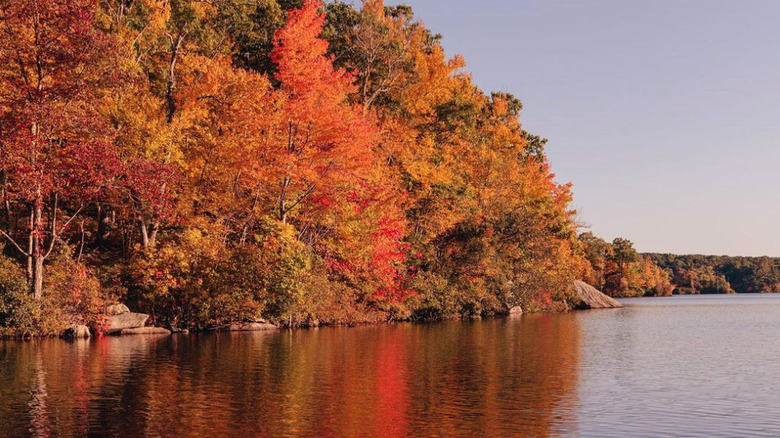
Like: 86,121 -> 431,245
384,0 -> 780,256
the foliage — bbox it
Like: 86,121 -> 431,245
647,254 -> 780,294
579,233 -> 674,298
0,0 -> 608,335
0,245 -> 106,337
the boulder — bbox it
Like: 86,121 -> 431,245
105,312 -> 149,334
226,322 -> 278,332
118,327 -> 171,336
107,303 -> 131,316
63,324 -> 91,339
508,306 -> 523,317
572,280 -> 623,309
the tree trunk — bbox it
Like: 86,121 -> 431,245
148,220 -> 158,248
31,195 -> 43,300
26,208 -> 33,282
279,177 -> 290,224
139,218 -> 158,249
0,169 -> 10,232
140,219 -> 149,248
33,253 -> 43,300
96,203 -> 111,247
165,32 -> 184,123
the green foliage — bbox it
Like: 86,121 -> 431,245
121,217 -> 312,329
223,218 -> 311,322
0,253 -> 35,336
647,254 -> 779,294
218,0 -> 287,73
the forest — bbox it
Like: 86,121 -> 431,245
646,254 -> 780,295
0,0 -> 695,337
578,232 -> 780,296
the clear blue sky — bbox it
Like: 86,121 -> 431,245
385,0 -> 780,256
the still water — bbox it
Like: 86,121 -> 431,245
3,295 -> 780,437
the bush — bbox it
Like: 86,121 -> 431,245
123,217 -> 313,329
0,245 -> 106,337
45,246 -> 108,331
0,253 -> 36,337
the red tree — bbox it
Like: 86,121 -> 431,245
265,0 -> 376,224
0,0 -> 120,298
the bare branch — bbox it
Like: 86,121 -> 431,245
0,230 -> 30,257
43,205 -> 84,260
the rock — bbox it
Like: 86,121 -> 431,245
63,324 -> 91,339
117,327 -> 171,336
171,328 -> 189,334
572,280 -> 623,309
508,306 -> 523,317
107,303 -> 131,316
226,322 -> 278,332
105,312 -> 149,334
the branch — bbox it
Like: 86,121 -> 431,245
43,205 -> 83,260
0,230 -> 29,257
284,184 -> 317,215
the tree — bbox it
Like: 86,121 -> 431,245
579,232 -> 613,289
266,0 -> 376,225
324,0 -> 419,112
0,0 -> 120,299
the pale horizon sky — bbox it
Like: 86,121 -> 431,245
386,0 -> 780,257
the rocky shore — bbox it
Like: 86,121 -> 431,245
31,281 -> 621,341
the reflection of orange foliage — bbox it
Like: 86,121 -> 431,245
373,328 -> 410,437
0,317 -> 580,436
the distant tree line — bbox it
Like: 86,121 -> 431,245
578,234 -> 780,297
646,254 -> 780,294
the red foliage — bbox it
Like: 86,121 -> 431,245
0,0 -> 121,205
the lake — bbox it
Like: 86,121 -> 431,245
3,294 -> 780,437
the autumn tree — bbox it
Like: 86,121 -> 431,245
580,234 -> 673,297
266,0 -> 377,225
0,0 -> 120,299
0,0 -> 661,333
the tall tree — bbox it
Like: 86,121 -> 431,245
266,0 -> 376,225
0,0 -> 120,299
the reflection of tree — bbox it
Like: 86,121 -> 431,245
30,349 -> 50,438
402,315 -> 580,436
0,317 -> 580,437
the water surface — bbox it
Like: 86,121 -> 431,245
2,295 -> 780,437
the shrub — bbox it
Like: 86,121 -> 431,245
0,245 -> 105,337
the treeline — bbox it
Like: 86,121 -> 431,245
646,254 -> 780,294
578,233 -> 674,298
0,0 -> 592,336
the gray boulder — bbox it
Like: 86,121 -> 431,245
106,303 -> 131,316
63,325 -> 91,339
508,306 -> 523,317
105,312 -> 149,334
572,280 -> 623,309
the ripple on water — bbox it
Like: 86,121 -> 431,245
2,295 -> 780,436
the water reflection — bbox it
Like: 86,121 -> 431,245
0,314 -> 581,437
